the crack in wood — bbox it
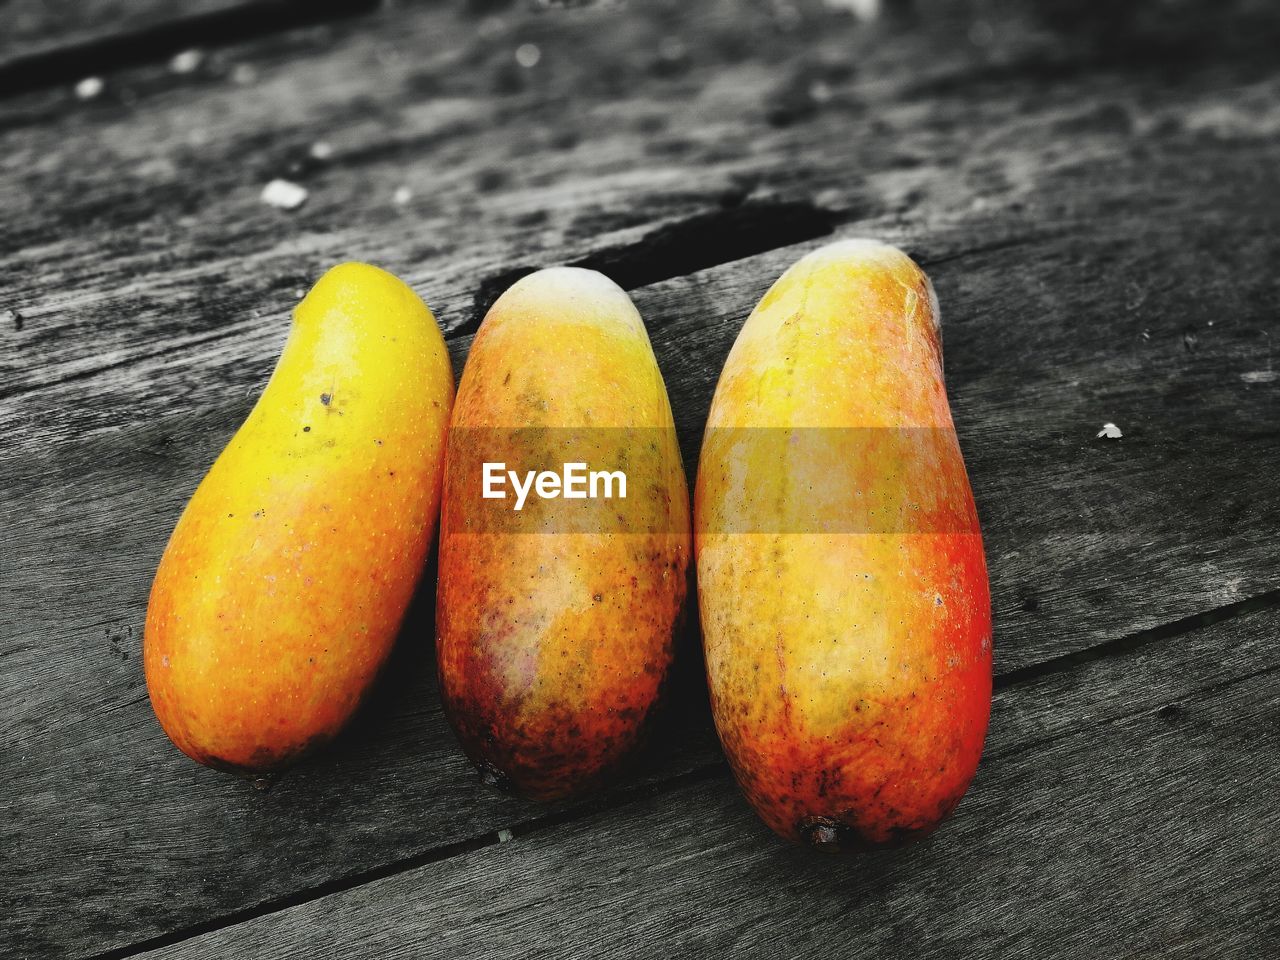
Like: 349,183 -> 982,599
461,200 -> 841,337
0,319 -> 261,403
4,201 -> 846,402
567,200 -> 841,292
990,660 -> 1280,768
903,1 -> 1280,100
0,0 -> 381,99
992,586 -> 1280,692
81,585 -> 1280,960
0,218 -> 1242,452
911,231 -> 1067,269
81,763 -> 729,960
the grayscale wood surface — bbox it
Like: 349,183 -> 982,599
1,1 -> 1277,957
136,604 -> 1280,960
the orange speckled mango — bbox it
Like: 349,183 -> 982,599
437,267 -> 691,801
145,262 -> 454,775
695,240 -> 992,850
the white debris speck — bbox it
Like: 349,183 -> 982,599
136,156 -> 177,179
309,141 -> 334,161
1240,370 -> 1279,384
515,43 -> 541,69
392,185 -> 413,206
1141,329 -> 1150,340
170,49 -> 204,74
815,188 -> 843,209
825,0 -> 880,21
808,80 -> 833,103
75,76 -> 104,100
231,63 -> 258,86
1096,422 -> 1123,439
262,179 -> 308,210
497,828 -> 514,843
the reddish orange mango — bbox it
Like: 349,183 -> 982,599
437,267 -> 691,801
145,263 -> 454,775
695,240 -> 992,850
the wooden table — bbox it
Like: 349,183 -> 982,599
3,1 -> 1278,957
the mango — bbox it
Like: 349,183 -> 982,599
695,240 -> 991,850
145,263 -> 454,775
437,268 -> 691,801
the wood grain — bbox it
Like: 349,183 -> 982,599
134,603 -> 1280,960
2,1 -> 1279,957
4,216 -> 1279,956
2,1 -> 242,63
4,0 -> 1278,398
0,1 -> 376,88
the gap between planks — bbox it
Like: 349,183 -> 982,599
0,0 -> 382,99
0,202 -> 1059,407
0,197 -> 844,404
81,581 -> 1280,960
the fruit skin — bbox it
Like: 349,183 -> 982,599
144,262 -> 454,775
437,267 -> 691,801
695,239 -> 992,851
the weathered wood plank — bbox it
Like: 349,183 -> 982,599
1,0 -> 1275,664
0,0 -> 955,394
0,1 -> 376,89
3,1 -> 1279,956
4,213 -> 1279,956
3,0 -> 1278,398
2,1 -> 241,63
134,603 -> 1280,960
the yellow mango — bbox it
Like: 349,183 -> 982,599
145,262 -> 454,775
